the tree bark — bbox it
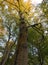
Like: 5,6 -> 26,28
14,20 -> 28,65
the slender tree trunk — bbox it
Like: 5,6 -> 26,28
0,41 -> 14,65
14,19 -> 28,65
39,58 -> 44,65
38,50 -> 44,65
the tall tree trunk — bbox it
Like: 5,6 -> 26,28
0,41 -> 14,65
14,19 -> 28,65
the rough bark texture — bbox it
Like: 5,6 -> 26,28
14,20 -> 28,65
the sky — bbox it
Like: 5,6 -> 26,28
32,0 -> 43,5
24,0 -> 43,5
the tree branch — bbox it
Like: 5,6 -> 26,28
27,23 -> 44,35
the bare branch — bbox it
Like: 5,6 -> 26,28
27,23 -> 41,28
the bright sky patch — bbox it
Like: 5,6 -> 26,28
24,0 -> 43,5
